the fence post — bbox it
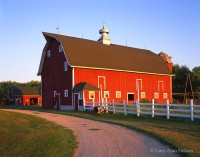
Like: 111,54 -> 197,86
152,99 -> 154,118
123,100 -> 127,116
83,98 -> 86,111
166,99 -> 170,119
136,100 -> 140,117
112,99 -> 115,114
190,99 -> 194,121
105,98 -> 108,113
92,99 -> 95,109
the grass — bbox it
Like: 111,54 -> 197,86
0,110 -> 77,157
1,105 -> 200,156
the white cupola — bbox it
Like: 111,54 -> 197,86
97,25 -> 111,45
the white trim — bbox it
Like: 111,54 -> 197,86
79,92 -> 83,99
59,45 -> 63,52
72,65 -> 174,76
136,79 -> 142,90
163,93 -> 168,99
98,76 -> 106,89
64,90 -> 68,97
72,68 -> 74,89
154,92 -> 159,99
104,91 -> 109,98
141,92 -> 146,98
116,91 -> 121,98
89,91 -> 95,99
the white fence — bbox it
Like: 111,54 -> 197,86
83,99 -> 200,121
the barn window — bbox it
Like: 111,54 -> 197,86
104,91 -> 109,98
116,91 -> 121,98
47,50 -> 51,57
64,90 -> 68,97
89,91 -> 95,99
59,45 -> 63,52
79,92 -> 83,99
64,61 -> 68,71
154,93 -> 159,99
141,92 -> 146,98
163,93 -> 168,99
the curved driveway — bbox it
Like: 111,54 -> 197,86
2,109 -> 179,157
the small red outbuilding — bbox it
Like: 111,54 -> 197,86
10,87 -> 42,106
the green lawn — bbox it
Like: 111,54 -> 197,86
0,110 -> 77,157
1,105 -> 200,157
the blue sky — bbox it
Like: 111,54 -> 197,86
0,0 -> 200,82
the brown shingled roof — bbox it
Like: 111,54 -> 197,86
38,32 -> 172,75
73,82 -> 100,92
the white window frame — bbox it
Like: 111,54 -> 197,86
54,91 -> 56,97
47,50 -> 51,57
64,61 -> 68,71
141,92 -> 146,98
64,90 -> 68,97
127,92 -> 135,102
79,92 -> 83,99
163,93 -> 168,99
59,45 -> 63,52
104,91 -> 109,98
154,93 -> 159,99
89,91 -> 95,99
116,91 -> 121,98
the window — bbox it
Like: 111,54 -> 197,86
47,50 -> 51,57
141,92 -> 146,98
128,93 -> 134,101
54,91 -> 56,97
59,45 -> 63,52
104,91 -> 109,98
64,90 -> 68,97
89,91 -> 95,99
79,92 -> 83,99
163,93 -> 168,99
64,61 -> 68,71
116,91 -> 121,98
154,93 -> 159,99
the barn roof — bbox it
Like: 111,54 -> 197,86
73,82 -> 100,92
10,87 -> 40,96
38,32 -> 173,76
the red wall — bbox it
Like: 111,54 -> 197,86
74,68 -> 172,104
41,39 -> 72,109
13,95 -> 41,105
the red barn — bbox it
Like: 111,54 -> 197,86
10,87 -> 42,106
38,26 -> 173,110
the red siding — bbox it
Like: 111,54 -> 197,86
41,40 -> 72,109
74,68 -> 172,104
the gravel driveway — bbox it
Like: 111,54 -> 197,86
2,109 -> 179,157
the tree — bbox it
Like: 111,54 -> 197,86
192,66 -> 200,92
172,64 -> 191,93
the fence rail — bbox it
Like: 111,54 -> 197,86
83,99 -> 200,121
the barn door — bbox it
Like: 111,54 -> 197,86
74,93 -> 79,111
54,92 -> 60,110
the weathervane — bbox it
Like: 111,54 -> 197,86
102,20 -> 105,27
